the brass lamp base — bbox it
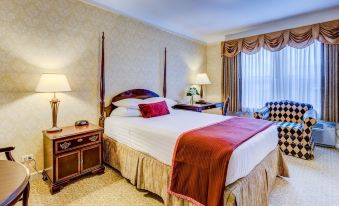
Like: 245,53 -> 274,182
47,126 -> 62,133
48,94 -> 62,133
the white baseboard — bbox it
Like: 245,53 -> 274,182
29,170 -> 43,181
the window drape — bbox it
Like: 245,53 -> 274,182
221,19 -> 338,57
222,55 -> 240,112
322,44 -> 339,122
240,41 -> 322,113
220,20 -> 338,119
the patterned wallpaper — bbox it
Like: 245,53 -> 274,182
0,0 -> 206,171
206,43 -> 222,102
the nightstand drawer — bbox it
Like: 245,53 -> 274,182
55,132 -> 101,153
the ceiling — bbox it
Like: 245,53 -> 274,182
84,0 -> 339,43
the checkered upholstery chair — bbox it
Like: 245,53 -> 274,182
254,100 -> 317,160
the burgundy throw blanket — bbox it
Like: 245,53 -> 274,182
168,117 -> 273,206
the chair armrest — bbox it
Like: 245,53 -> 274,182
253,106 -> 270,120
0,146 -> 15,153
303,109 -> 317,129
0,146 -> 15,161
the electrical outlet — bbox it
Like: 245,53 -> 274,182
22,154 -> 34,162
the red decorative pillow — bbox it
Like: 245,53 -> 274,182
138,101 -> 170,118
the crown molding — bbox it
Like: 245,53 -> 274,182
80,0 -> 206,45
222,6 -> 339,41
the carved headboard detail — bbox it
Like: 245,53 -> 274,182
104,89 -> 160,118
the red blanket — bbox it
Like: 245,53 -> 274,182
168,117 -> 273,206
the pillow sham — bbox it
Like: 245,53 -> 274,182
113,98 -> 145,109
138,101 -> 170,118
110,107 -> 141,117
144,97 -> 177,108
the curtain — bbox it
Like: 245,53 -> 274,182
322,44 -> 339,122
222,20 -> 339,57
241,41 -> 322,113
222,55 -> 240,112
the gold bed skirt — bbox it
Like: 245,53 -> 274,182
103,134 -> 289,206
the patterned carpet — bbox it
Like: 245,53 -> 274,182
20,147 -> 339,206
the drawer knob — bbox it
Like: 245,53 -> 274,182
89,136 -> 98,142
60,142 -> 71,150
77,138 -> 83,142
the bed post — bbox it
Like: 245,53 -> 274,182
99,32 -> 105,128
163,47 -> 167,97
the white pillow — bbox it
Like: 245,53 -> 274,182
144,97 -> 177,108
113,98 -> 145,109
110,107 -> 141,117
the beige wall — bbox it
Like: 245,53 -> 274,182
0,0 -> 206,171
206,43 -> 222,102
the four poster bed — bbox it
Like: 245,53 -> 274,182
98,33 -> 289,206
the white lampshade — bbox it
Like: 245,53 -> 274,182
36,74 -> 72,93
195,73 -> 211,85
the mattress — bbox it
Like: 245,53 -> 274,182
104,109 -> 278,186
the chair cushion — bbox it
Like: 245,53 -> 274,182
276,122 -> 303,136
276,121 -> 314,160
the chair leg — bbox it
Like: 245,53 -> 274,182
22,182 -> 30,206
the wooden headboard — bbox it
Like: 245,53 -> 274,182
104,89 -> 159,118
98,32 -> 167,127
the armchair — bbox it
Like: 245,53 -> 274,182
253,106 -> 270,120
254,100 -> 317,160
0,146 -> 30,206
0,146 -> 15,161
222,96 -> 230,116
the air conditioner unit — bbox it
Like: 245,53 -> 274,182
312,121 -> 336,148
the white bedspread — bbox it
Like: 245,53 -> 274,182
104,109 -> 277,186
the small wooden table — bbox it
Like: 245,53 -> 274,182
173,102 -> 224,112
0,160 -> 30,206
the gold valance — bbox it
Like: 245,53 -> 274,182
222,20 -> 339,57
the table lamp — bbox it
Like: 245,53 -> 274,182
36,74 -> 71,132
195,73 -> 211,100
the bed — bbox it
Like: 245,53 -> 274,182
100,89 -> 288,206
105,109 -> 279,186
97,34 -> 288,206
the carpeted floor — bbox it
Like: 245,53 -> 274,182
20,147 -> 339,206
269,147 -> 339,206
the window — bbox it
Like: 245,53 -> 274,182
240,41 -> 322,114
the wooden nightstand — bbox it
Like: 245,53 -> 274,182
173,102 -> 224,112
42,123 -> 105,194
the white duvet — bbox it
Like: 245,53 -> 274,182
104,109 -> 277,186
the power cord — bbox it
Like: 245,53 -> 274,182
25,157 -> 41,176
